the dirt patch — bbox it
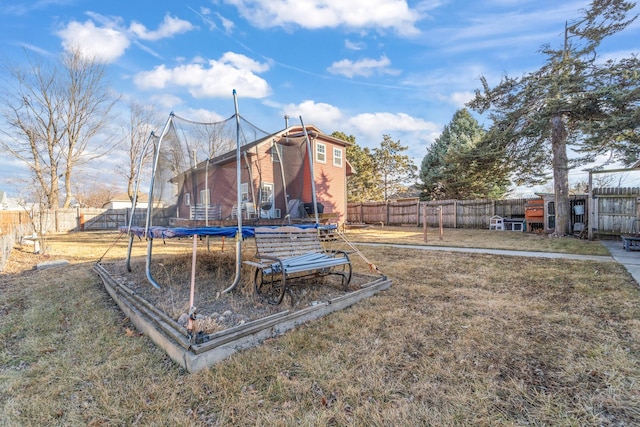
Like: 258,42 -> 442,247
0,246 -> 47,276
100,251 -> 376,335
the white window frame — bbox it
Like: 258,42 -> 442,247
315,142 -> 326,164
199,189 -> 210,205
333,147 -> 343,167
259,182 -> 274,218
241,182 -> 249,202
184,193 -> 191,206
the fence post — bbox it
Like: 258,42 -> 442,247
423,203 -> 427,242
453,201 -> 458,229
386,200 -> 390,226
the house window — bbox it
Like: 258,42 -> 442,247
259,183 -> 274,218
184,193 -> 191,206
199,189 -> 210,205
271,143 -> 283,163
333,147 -> 343,167
241,183 -> 249,202
316,142 -> 326,163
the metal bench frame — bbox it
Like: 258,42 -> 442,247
244,226 -> 352,305
621,235 -> 640,251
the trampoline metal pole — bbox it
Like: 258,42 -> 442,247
188,233 -> 197,334
224,89 -> 242,294
300,116 -> 319,225
144,114 -> 173,290
272,139 -> 289,218
126,131 -> 157,272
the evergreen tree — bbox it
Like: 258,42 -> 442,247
373,135 -> 417,201
332,131 -> 382,202
468,0 -> 639,235
419,109 -> 509,200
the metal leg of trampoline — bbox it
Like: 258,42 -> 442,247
144,237 -> 162,289
126,234 -> 134,272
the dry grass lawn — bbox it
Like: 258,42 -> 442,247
1,228 -> 639,426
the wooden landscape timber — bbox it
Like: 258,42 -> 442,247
94,262 -> 391,372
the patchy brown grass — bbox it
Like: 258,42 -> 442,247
1,229 -> 639,426
346,225 -> 610,255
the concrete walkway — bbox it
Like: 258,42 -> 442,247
355,239 -> 640,285
600,239 -> 640,285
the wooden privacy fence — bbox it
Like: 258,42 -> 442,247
0,210 -> 33,236
592,187 -> 640,235
347,198 -> 529,228
0,206 -> 177,235
0,211 -> 33,272
2,188 -> 639,238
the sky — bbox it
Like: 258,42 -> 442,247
0,0 -> 638,197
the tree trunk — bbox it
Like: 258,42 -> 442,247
551,114 -> 570,236
63,170 -> 72,209
49,162 -> 60,209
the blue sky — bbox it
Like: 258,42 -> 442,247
1,0 -> 639,196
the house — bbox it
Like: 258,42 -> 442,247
0,191 -> 22,210
102,193 -> 149,210
172,124 -> 353,224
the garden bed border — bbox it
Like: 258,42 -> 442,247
93,263 -> 391,372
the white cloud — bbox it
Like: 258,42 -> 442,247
345,39 -> 366,50
57,20 -> 130,62
280,100 -> 441,159
348,112 -> 440,143
221,51 -> 270,73
402,63 -> 497,112
347,112 -> 442,160
449,91 -> 475,108
133,52 -> 272,99
150,94 -> 184,110
177,108 -> 228,123
327,55 -> 399,78
15,42 -> 52,57
129,14 -> 194,41
423,2 -> 586,56
216,12 -> 235,33
281,100 -> 343,130
57,13 -> 196,62
225,0 -> 422,36
450,3 -> 581,42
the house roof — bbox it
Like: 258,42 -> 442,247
0,190 -> 22,210
110,192 -> 149,202
177,124 -> 353,176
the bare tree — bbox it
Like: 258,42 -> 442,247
0,49 -> 118,209
73,181 -> 120,208
60,50 -> 118,208
117,101 -> 158,202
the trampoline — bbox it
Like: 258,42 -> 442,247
123,224 -> 324,240
115,91 -> 342,336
